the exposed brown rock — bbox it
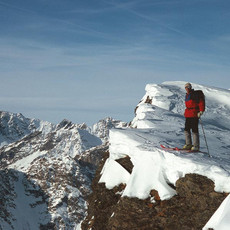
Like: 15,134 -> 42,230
115,156 -> 133,174
81,151 -> 122,230
133,96 -> 152,121
145,96 -> 152,104
82,158 -> 228,230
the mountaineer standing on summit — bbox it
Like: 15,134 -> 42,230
183,83 -> 205,151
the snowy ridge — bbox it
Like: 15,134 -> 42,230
132,81 -> 230,131
99,81 -> 230,229
104,129 -> 230,198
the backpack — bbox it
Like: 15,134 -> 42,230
192,90 -> 205,106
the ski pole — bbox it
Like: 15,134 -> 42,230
199,117 -> 211,157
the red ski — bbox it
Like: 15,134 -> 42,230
160,145 -> 206,153
160,145 -> 181,151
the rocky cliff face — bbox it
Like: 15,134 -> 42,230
82,153 -> 228,230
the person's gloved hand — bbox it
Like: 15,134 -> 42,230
197,111 -> 203,118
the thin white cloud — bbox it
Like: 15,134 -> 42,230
0,1 -> 34,13
104,0 -> 189,36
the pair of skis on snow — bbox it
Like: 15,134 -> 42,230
160,144 -> 208,154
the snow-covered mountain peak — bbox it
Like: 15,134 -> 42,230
92,117 -> 128,142
0,112 -> 119,229
56,118 -> 74,129
0,111 -> 54,148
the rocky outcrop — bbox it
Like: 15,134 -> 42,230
0,169 -> 17,229
82,155 -> 228,230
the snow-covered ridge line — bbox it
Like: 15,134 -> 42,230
99,81 -> 230,229
0,111 -> 127,148
100,128 -> 230,200
132,81 -> 230,129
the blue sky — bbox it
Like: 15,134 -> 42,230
0,0 -> 230,125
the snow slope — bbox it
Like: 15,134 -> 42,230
99,81 -> 230,229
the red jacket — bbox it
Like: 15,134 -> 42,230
184,90 -> 205,118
